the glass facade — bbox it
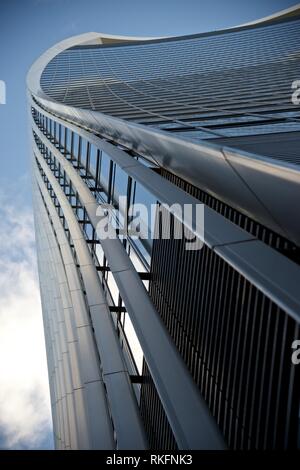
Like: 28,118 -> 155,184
28,8 -> 300,450
40,16 -> 300,157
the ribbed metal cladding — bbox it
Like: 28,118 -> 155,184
140,360 -> 178,450
141,208 -> 300,449
160,168 -> 300,264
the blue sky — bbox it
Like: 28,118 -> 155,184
0,0 -> 297,450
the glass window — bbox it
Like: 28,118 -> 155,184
65,128 -> 71,154
81,138 -> 87,167
95,243 -> 104,267
113,164 -> 128,212
89,144 -> 97,173
73,133 -> 79,159
100,151 -> 111,196
131,181 -> 156,241
53,122 -> 57,142
127,243 -> 146,273
107,271 -> 119,305
84,222 -> 93,241
124,314 -> 143,374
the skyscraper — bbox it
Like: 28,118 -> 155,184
27,6 -> 300,450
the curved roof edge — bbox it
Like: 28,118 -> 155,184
27,32 -> 159,101
27,4 -> 300,95
27,7 -> 300,247
238,2 -> 300,26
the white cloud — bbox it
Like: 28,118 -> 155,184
0,178 -> 53,449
